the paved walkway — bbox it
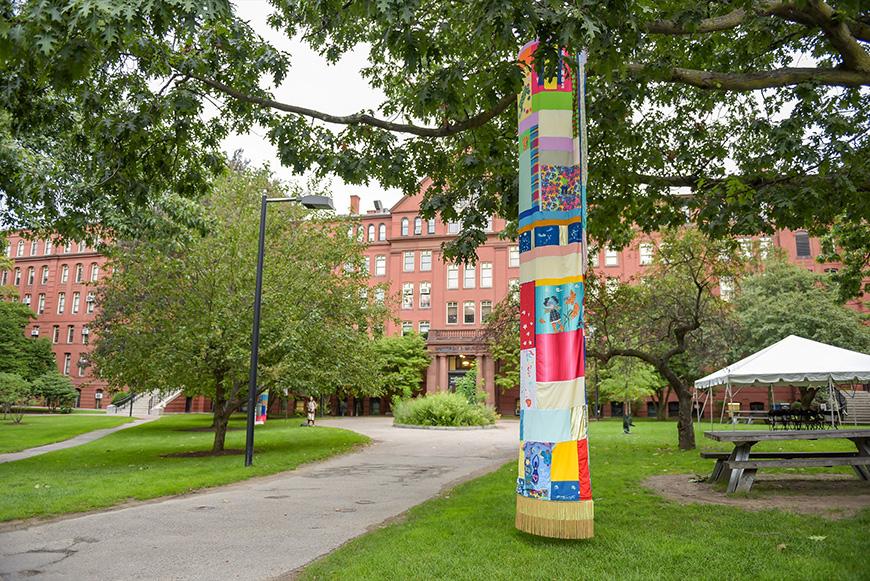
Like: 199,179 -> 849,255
0,417 -> 518,580
0,416 -> 158,464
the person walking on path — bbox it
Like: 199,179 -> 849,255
306,396 -> 318,427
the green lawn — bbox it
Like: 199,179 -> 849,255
0,414 -> 368,522
302,421 -> 869,581
0,415 -> 132,454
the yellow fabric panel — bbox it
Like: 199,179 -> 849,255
538,109 -> 574,138
520,253 -> 584,284
536,378 -> 586,409
518,441 -> 525,478
550,440 -> 580,481
570,405 -> 589,440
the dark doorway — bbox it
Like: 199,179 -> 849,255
667,401 -> 680,417
370,398 -> 381,415
610,401 -> 624,417
646,401 -> 657,418
184,396 -> 193,413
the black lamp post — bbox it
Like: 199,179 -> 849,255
245,193 -> 334,467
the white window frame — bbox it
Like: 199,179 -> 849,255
26,266 -> 34,285
447,222 -> 460,235
375,255 -> 386,276
401,321 -> 413,335
71,292 -> 80,314
67,325 -> 75,344
403,251 -> 415,272
463,301 -> 476,324
481,300 -> 493,321
401,282 -> 414,309
639,242 -> 654,266
447,265 -> 459,289
378,223 -> 386,240
75,263 -> 83,283
509,246 -> 520,268
446,301 -> 458,325
37,294 -> 45,314
401,218 -> 409,236
41,266 -> 49,284
420,282 -> 431,309
604,247 -> 619,266
480,262 -> 493,288
61,265 -> 69,283
367,224 -> 375,242
16,240 -> 24,256
420,250 -> 432,272
414,217 -> 422,235
418,320 -> 430,335
63,353 -> 71,375
30,240 -> 38,255
52,325 -> 60,344
427,219 -> 436,234
463,264 -> 476,289
57,292 -> 65,314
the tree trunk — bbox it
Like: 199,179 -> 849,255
799,387 -> 819,409
212,407 -> 230,453
676,387 -> 696,450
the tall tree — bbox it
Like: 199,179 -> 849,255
597,357 -> 661,415
92,165 -> 387,452
733,258 -> 870,405
484,291 -> 520,394
0,301 -> 55,381
586,228 -> 743,450
371,333 -> 431,402
3,1 -> 868,290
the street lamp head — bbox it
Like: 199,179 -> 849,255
298,195 -> 334,210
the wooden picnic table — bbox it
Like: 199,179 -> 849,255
703,429 -> 870,493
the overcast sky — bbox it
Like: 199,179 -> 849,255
225,0 -> 403,214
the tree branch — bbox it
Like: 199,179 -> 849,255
190,74 -> 515,137
802,0 -> 870,72
644,8 -> 751,34
623,63 -> 870,89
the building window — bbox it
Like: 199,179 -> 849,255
403,251 -> 415,272
378,223 -> 386,240
402,283 -> 414,309
795,231 -> 811,258
75,263 -> 83,283
82,326 -> 90,345
481,300 -> 493,321
41,266 -> 49,284
67,325 -> 75,344
362,256 -> 370,275
374,288 -> 385,303
44,241 -> 52,255
420,282 -> 431,308
484,217 -> 493,232
64,241 -> 72,253
23,293 -> 31,306
52,325 -> 60,344
401,217 -> 409,236
37,294 -> 45,314
375,255 -> 386,276
61,264 -> 69,283
719,277 -> 734,302
414,217 -> 422,235
447,265 -> 459,289
26,267 -> 34,285
589,249 -> 600,268
509,246 -> 520,268
759,237 -> 772,259
509,278 -> 519,293
420,250 -> 432,271
4,242 -> 10,256
367,224 -> 375,242
419,320 -> 430,336
604,247 -> 619,266
427,218 -> 436,234
30,240 -> 38,255
78,356 -> 86,377
463,301 -> 475,324
57,292 -> 65,314
63,353 -> 71,375
639,243 -> 654,266
480,262 -> 493,288
738,238 -> 753,259
16,240 -> 24,256
0,270 -> 6,285
463,264 -> 476,289
78,241 -> 86,252
30,325 -> 39,336
13,268 -> 20,286
749,402 -> 765,411
71,292 -> 80,314
447,221 -> 460,234
402,321 -> 413,335
446,301 -> 458,324
90,263 -> 100,282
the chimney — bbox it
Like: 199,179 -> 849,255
349,195 -> 361,215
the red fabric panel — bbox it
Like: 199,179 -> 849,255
520,281 -> 536,349
577,438 -> 592,500
534,328 -> 584,382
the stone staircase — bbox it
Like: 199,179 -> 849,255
107,389 -> 183,417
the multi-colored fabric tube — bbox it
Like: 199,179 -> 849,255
515,41 -> 593,539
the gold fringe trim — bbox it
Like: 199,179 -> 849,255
515,495 -> 594,539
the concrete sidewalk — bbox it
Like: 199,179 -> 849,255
0,417 -> 518,580
0,416 -> 158,464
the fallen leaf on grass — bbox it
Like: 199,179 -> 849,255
776,543 -> 787,551
808,536 -> 826,541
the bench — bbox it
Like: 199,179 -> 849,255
701,451 -> 859,483
703,429 -> 870,493
723,456 -> 870,493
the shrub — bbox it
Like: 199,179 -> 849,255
0,372 -> 32,423
453,363 -> 485,405
393,392 -> 498,427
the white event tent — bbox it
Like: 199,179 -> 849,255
694,335 -> 870,426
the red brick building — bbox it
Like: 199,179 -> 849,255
3,186 -> 862,416
3,235 -> 109,408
